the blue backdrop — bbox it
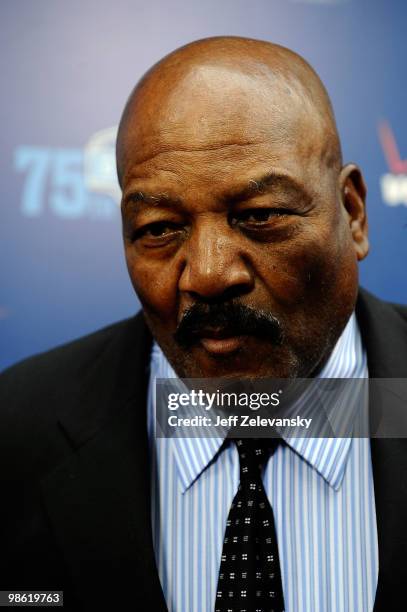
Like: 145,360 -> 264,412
1,0 -> 406,371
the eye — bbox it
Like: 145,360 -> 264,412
146,222 -> 174,237
232,208 -> 287,226
133,221 -> 181,240
240,209 -> 279,222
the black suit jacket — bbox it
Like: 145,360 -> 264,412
1,288 -> 407,611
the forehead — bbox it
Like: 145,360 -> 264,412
119,64 -> 328,191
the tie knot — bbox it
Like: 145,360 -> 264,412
233,438 -> 279,478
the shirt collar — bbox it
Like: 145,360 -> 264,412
149,312 -> 367,493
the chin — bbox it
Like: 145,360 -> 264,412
171,344 -> 301,380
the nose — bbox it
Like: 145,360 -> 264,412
178,219 -> 254,300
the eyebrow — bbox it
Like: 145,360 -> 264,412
227,172 -> 310,204
122,171 -> 309,213
122,190 -> 181,212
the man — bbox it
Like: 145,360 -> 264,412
1,36 -> 407,611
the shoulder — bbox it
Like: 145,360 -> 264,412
1,317 -> 130,395
356,287 -> 407,376
389,301 -> 407,322
357,287 -> 407,327
0,311 -> 151,480
0,311 -> 149,424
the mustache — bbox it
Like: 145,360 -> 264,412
174,302 -> 284,348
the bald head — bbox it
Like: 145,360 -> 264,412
116,36 -> 341,187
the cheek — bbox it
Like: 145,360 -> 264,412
253,219 -> 353,306
125,250 -> 179,321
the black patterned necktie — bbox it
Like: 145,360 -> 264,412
215,438 -> 285,612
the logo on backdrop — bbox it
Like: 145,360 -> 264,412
14,126 -> 121,220
378,120 -> 407,207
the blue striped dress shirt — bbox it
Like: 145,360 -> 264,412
147,313 -> 378,611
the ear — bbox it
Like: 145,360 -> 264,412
338,163 -> 369,261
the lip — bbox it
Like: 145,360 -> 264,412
199,335 -> 246,355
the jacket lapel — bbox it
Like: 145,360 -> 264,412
40,313 -> 168,610
356,289 -> 407,609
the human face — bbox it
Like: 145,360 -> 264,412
120,66 -> 367,378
